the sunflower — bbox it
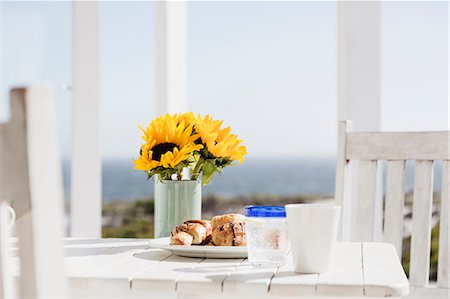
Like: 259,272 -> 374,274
177,112 -> 196,125
133,114 -> 202,175
195,114 -> 247,163
134,113 -> 246,184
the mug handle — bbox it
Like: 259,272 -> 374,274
5,205 -> 16,229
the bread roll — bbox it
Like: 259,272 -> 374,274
211,214 -> 245,230
212,222 -> 246,246
170,231 -> 193,245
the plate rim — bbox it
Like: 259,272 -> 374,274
149,237 -> 248,253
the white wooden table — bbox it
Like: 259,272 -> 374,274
12,239 -> 410,298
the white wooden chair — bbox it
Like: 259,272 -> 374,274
335,120 -> 449,297
0,86 -> 67,298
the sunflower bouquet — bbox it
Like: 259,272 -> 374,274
134,113 -> 247,185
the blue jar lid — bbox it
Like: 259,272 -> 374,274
245,205 -> 286,218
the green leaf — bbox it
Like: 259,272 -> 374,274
201,160 -> 218,186
146,170 -> 158,180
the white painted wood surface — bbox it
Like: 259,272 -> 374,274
132,254 -> 204,292
7,239 -> 409,298
1,87 -> 67,298
155,0 -> 188,114
383,160 -> 406,258
1,90 -> 36,297
346,132 -> 449,160
269,257 -> 317,297
409,286 -> 449,299
0,123 -> 12,299
335,121 -> 352,241
363,242 -> 410,297
222,261 -> 277,295
177,258 -> 244,294
410,160 -> 434,287
335,121 -> 449,296
71,0 -> 102,238
0,202 -> 14,299
316,243 -> 363,296
354,160 -> 377,241
438,161 -> 449,288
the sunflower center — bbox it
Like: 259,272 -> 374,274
152,142 -> 178,161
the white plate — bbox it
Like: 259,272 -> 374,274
148,237 -> 248,258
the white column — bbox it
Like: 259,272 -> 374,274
71,1 -> 101,237
337,1 -> 380,131
337,1 -> 382,241
156,0 -> 188,115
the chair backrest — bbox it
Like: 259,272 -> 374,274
0,86 -> 67,298
335,120 -> 449,292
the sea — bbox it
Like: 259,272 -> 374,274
62,158 -> 442,202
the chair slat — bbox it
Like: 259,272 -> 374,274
354,160 -> 378,241
438,160 -> 449,288
410,160 -> 434,287
383,160 -> 406,259
335,121 -> 353,241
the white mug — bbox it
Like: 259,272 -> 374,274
285,204 -> 340,273
1,203 -> 16,230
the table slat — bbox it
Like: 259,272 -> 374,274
67,245 -> 150,289
66,244 -> 150,277
222,261 -> 278,295
362,242 -> 409,297
64,238 -> 151,245
131,255 -> 205,292
65,240 -> 151,267
316,243 -> 364,296
269,255 -> 318,297
176,258 -> 245,294
84,249 -> 172,292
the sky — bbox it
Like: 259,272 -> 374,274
0,1 -> 448,160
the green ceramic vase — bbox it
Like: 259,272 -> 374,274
154,179 -> 202,238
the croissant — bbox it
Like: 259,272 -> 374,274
170,231 -> 193,245
184,220 -> 212,245
171,220 -> 211,245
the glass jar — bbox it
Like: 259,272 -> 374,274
154,179 -> 202,238
245,206 -> 288,267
